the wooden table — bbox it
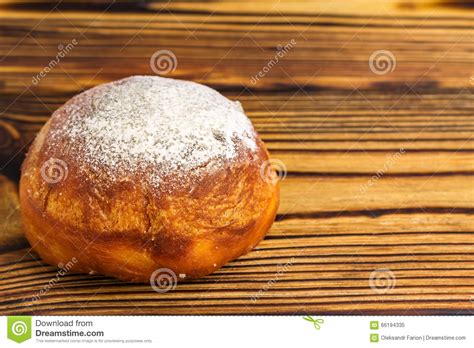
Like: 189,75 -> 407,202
0,0 -> 473,315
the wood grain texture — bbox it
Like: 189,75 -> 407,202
0,0 -> 473,315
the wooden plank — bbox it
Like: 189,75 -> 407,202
0,0 -> 473,315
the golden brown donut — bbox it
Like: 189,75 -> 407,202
20,76 -> 279,283
0,175 -> 27,251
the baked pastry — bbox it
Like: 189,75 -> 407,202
0,175 -> 27,251
19,76 -> 279,282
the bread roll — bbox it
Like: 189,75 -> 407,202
20,76 -> 279,282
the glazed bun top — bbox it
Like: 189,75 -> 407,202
42,76 -> 260,193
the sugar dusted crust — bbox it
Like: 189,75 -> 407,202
19,76 -> 279,282
44,75 -> 259,193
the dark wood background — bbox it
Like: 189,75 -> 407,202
0,0 -> 473,315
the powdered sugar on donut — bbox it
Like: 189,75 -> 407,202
46,76 -> 257,190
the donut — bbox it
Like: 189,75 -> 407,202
19,76 -> 279,282
0,175 -> 27,251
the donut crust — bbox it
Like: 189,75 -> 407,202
20,117 -> 279,282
